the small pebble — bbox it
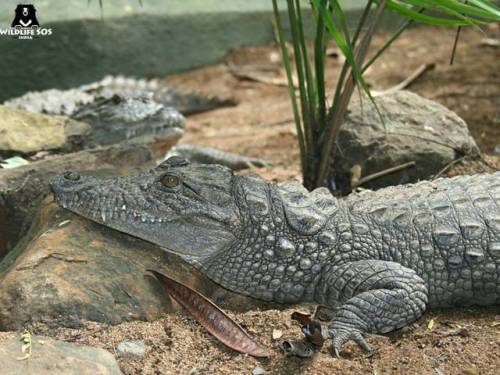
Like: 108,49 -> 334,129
116,340 -> 146,358
252,367 -> 266,375
272,329 -> 283,340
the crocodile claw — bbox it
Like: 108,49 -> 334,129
330,326 -> 372,357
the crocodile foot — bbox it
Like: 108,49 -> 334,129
328,323 -> 372,357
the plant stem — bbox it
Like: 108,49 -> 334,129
316,0 -> 388,187
287,0 -> 313,152
272,0 -> 307,177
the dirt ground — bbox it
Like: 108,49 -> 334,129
8,25 -> 500,374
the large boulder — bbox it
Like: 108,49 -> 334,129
0,199 -> 184,330
0,105 -> 91,153
0,198 -> 264,330
0,334 -> 122,375
0,143 -> 154,259
332,90 -> 480,192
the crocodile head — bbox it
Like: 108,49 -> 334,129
49,157 -> 241,263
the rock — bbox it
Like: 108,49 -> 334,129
0,334 -> 122,375
332,90 -> 480,192
252,367 -> 266,375
0,197 -> 263,330
116,340 -> 146,358
0,198 -> 172,329
2,93 -> 184,157
0,143 -> 154,260
0,105 -> 91,153
0,156 -> 30,169
271,329 -> 283,340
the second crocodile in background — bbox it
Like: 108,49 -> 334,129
50,158 -> 500,355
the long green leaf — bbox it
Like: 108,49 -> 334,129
400,0 -> 482,25
466,0 -> 500,18
312,0 -> 372,110
385,0 -> 482,25
430,0 -> 500,20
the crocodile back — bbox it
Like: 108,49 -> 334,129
344,172 -> 500,307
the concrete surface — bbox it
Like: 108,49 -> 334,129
0,0 -> 369,102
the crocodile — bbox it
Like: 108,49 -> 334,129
4,75 -> 236,116
70,95 -> 185,147
49,157 -> 500,355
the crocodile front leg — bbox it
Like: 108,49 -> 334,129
318,260 -> 428,355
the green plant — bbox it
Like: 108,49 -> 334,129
272,0 -> 500,190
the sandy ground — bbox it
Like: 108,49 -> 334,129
4,25 -> 500,374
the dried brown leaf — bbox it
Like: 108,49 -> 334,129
147,269 -> 269,358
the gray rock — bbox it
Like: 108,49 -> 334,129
0,334 -> 122,375
116,340 -> 146,358
332,90 -> 480,192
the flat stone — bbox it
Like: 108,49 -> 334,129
116,340 -> 146,359
0,105 -> 91,153
0,334 -> 122,375
332,90 -> 480,192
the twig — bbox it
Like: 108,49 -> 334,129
226,61 -> 292,87
352,161 -> 416,189
433,156 -> 466,179
373,63 -> 435,96
17,331 -> 32,361
450,0 -> 470,65
479,155 -> 498,171
449,25 -> 463,65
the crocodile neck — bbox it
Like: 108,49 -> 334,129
198,176 -> 359,304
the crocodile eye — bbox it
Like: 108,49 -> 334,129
63,171 -> 80,181
160,174 -> 180,188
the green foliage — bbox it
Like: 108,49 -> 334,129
273,0 -> 500,190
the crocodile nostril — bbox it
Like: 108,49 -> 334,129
63,171 -> 81,181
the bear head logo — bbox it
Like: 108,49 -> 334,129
11,4 -> 40,28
